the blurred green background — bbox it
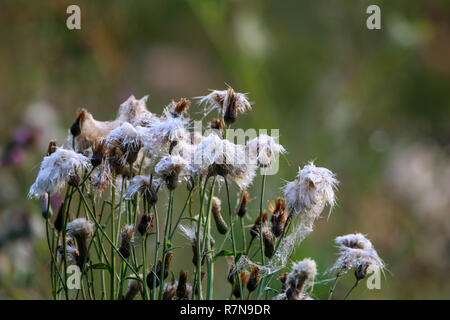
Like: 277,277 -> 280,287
0,0 -> 449,299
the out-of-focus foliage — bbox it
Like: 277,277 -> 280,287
0,0 -> 449,299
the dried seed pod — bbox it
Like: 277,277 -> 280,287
237,190 -> 250,218
163,280 -> 177,300
70,112 -> 83,137
41,193 -> 52,219
68,171 -> 80,187
285,258 -> 317,300
137,213 -> 154,236
250,211 -> 268,239
146,260 -> 162,289
223,87 -> 238,126
47,140 -> 57,156
176,270 -> 190,300
277,272 -> 289,291
270,197 -> 288,237
90,139 -> 106,167
210,118 -> 224,136
155,155 -> 187,191
355,261 -> 370,281
123,274 -> 143,300
262,225 -> 275,258
233,270 -> 250,298
171,98 -> 190,117
66,218 -> 94,270
191,244 -> 206,267
211,196 -> 228,234
164,252 -> 174,278
247,265 -> 261,292
118,225 -> 134,259
226,257 -> 235,285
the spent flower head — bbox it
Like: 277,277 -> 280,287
29,147 -> 91,198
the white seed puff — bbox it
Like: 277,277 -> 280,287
28,147 -> 91,198
283,162 -> 338,217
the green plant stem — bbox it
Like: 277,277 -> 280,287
328,271 -> 342,300
151,205 -> 160,300
62,186 -> 74,299
141,234 -> 149,300
159,190 -> 173,300
343,279 -> 360,300
74,186 -> 141,283
240,218 -> 247,252
259,174 -> 266,265
168,189 -> 194,241
110,168 -> 117,300
195,177 -> 209,300
203,178 -> 216,300
224,177 -> 243,300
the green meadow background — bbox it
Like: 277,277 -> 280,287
0,0 -> 449,299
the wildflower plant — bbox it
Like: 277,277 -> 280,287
28,86 -> 384,300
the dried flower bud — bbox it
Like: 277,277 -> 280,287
262,225 -> 275,258
211,196 -> 228,234
155,155 -> 187,190
277,272 -> 289,291
192,243 -> 206,267
164,252 -> 174,277
68,171 -> 80,187
171,98 -> 190,117
124,274 -> 142,300
210,118 -> 224,136
41,193 -> 52,219
47,140 -> 57,156
355,261 -> 370,281
223,88 -> 238,126
233,270 -> 250,298
237,190 -> 250,218
90,140 -> 106,167
250,211 -> 268,239
137,213 -> 154,236
146,260 -> 162,289
118,225 -> 134,259
176,270 -> 191,300
70,112 -> 83,137
226,257 -> 235,285
247,265 -> 261,292
147,252 -> 173,289
285,258 -> 317,300
163,280 -> 177,300
270,197 -> 288,237
66,218 -> 94,270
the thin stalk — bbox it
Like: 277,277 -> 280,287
343,279 -> 360,300
328,271 -> 342,300
196,177 -> 210,299
110,168 -> 117,300
159,190 -> 173,300
259,174 -> 266,265
203,178 -> 216,300
224,177 -> 243,300
74,186 -> 141,280
168,190 -> 194,240
141,234 -> 149,300
151,205 -> 160,300
240,218 -> 247,252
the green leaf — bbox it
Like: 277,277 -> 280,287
91,263 -> 112,273
214,250 -> 234,260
